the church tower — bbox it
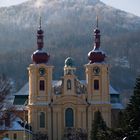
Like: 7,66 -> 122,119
28,19 -> 53,134
62,57 -> 76,95
85,18 -> 111,129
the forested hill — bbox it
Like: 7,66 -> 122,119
0,0 -> 140,91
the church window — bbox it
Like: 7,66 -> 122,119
65,108 -> 74,127
67,80 -> 71,90
40,80 -> 45,91
39,112 -> 45,128
94,80 -> 99,90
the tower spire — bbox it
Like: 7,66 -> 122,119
88,16 -> 106,64
37,17 -> 44,50
94,16 -> 100,49
39,16 -> 42,29
96,16 -> 98,28
32,18 -> 50,64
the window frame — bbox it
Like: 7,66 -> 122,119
13,133 -> 17,140
65,108 -> 74,127
39,112 -> 46,128
94,79 -> 99,90
39,80 -> 45,91
67,79 -> 72,90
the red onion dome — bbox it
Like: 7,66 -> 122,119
88,22 -> 106,63
32,50 -> 50,64
88,48 -> 106,63
37,28 -> 44,34
31,18 -> 50,64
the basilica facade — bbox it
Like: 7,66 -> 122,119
27,20 -> 112,140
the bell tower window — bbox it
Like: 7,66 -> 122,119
67,80 -> 71,90
94,80 -> 99,90
39,80 -> 45,91
65,108 -> 74,127
39,112 -> 45,128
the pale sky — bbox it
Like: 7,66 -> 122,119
101,0 -> 140,17
0,0 -> 140,17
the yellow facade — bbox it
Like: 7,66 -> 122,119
0,130 -> 32,140
28,60 -> 111,140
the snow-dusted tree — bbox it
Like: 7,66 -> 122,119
33,132 -> 48,140
0,74 -> 12,109
63,128 -> 87,140
90,110 -> 109,140
122,76 -> 140,139
0,74 -> 14,135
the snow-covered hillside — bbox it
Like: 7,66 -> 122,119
0,0 -> 140,91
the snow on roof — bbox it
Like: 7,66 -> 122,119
2,138 -> 10,140
0,118 -> 23,131
111,103 -> 124,109
15,81 -> 62,95
14,105 -> 27,111
15,83 -> 29,95
14,83 -> 119,96
0,117 -> 31,132
109,85 -> 119,94
80,80 -> 86,85
52,80 -> 62,87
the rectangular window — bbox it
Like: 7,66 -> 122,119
5,134 -> 9,138
94,80 -> 99,90
40,112 -> 45,128
40,80 -> 45,91
13,133 -> 17,140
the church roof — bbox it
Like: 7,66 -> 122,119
111,103 -> 124,109
14,82 -> 119,96
14,83 -> 29,96
13,82 -> 122,109
52,80 -> 62,87
0,117 -> 31,132
109,85 -> 119,94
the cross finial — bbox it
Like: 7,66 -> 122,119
39,16 -> 42,29
96,16 -> 98,28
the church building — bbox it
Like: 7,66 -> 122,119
0,19 -> 123,140
27,19 -> 111,140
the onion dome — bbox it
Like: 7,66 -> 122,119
65,57 -> 74,67
88,17 -> 106,63
32,18 -> 50,64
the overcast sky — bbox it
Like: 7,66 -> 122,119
101,0 -> 140,17
0,0 -> 140,17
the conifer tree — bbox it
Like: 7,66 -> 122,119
90,110 -> 109,140
123,76 -> 140,139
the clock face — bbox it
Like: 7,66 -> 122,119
39,68 -> 45,76
93,67 -> 100,75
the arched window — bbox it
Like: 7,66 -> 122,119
94,80 -> 99,90
65,108 -> 74,127
39,112 -> 45,128
40,80 -> 45,91
67,80 -> 71,90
